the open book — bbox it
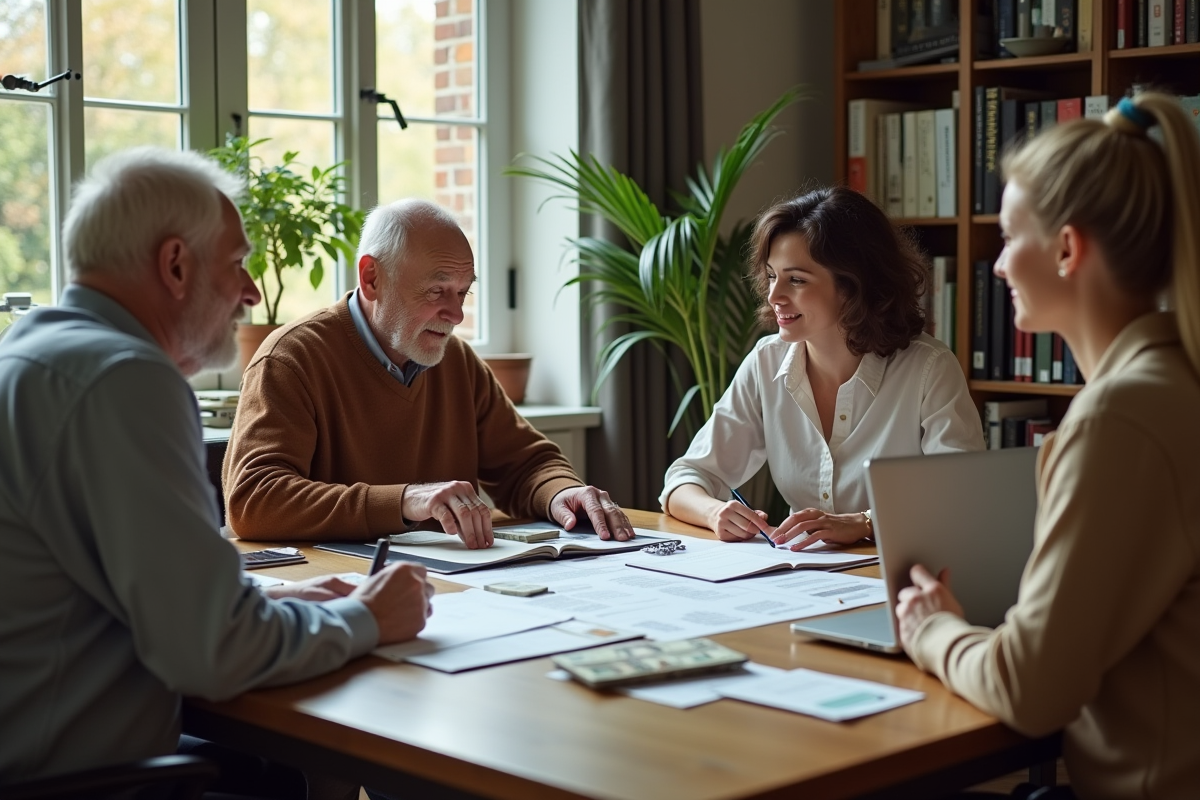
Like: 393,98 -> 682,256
317,523 -> 670,574
624,536 -> 877,582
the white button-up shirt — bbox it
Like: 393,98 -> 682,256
660,333 -> 985,515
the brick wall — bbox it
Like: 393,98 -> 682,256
434,0 -> 478,338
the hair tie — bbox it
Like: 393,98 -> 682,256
1117,97 -> 1155,131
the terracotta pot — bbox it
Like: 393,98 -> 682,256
482,354 -> 532,405
236,323 -> 281,373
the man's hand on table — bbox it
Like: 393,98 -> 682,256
896,564 -> 964,652
551,486 -> 635,541
402,481 -> 494,549
352,562 -> 435,644
262,575 -> 358,602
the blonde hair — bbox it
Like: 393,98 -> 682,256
1002,91 -> 1200,373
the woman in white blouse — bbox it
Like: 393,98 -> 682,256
661,186 -> 984,549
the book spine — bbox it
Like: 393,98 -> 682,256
903,111 -> 919,217
998,0 -> 1017,54
912,0 -> 928,38
972,260 -> 990,379
894,0 -> 912,50
1149,0 -> 1166,45
1176,0 -> 1186,41
935,107 -> 956,218
1027,420 -> 1056,446
1189,0 -> 1198,42
1040,99 -> 1058,131
1002,417 -> 1024,449
929,0 -> 952,27
1052,333 -> 1064,381
1025,331 -> 1036,381
931,256 -> 948,341
1084,94 -> 1109,118
1057,0 -> 1077,42
885,114 -> 904,216
1000,98 -> 1021,200
1025,102 -> 1040,142
1138,0 -> 1149,46
1013,323 -> 1024,381
944,280 -> 956,351
1058,97 -> 1083,121
1118,0 -> 1133,46
974,87 -> 986,213
1079,0 -> 1094,49
984,87 -> 1001,214
848,100 -> 868,195
1018,0 -> 1033,35
878,0 -> 894,57
1035,332 -> 1053,382
875,114 -> 888,204
917,110 -> 938,218
1063,342 -> 1077,383
990,272 -> 1008,380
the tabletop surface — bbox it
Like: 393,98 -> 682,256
191,511 -> 1033,800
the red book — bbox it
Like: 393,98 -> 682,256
1052,333 -> 1065,382
1057,98 -> 1083,121
1176,0 -> 1186,42
1026,418 -> 1056,446
1117,0 -> 1134,47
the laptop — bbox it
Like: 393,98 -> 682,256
790,447 -> 1039,653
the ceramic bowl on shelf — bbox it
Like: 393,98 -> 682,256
1000,36 -> 1073,58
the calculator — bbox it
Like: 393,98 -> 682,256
240,547 -> 307,569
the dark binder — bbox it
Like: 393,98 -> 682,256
972,260 -> 991,379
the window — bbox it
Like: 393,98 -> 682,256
1,0 -> 502,346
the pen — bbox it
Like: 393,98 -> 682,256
368,537 -> 391,575
729,488 -> 775,548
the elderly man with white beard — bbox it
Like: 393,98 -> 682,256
224,199 -> 633,548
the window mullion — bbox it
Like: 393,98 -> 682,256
47,0 -> 84,300
184,0 -> 218,151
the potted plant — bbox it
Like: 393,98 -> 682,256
209,135 -> 365,369
505,88 -> 805,437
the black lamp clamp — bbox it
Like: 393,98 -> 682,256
360,88 -> 408,130
2,67 -> 80,93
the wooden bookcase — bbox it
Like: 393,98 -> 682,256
834,0 -> 1200,418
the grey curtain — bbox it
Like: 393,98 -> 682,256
578,0 -> 705,510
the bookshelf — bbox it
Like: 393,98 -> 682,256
835,0 -> 1200,424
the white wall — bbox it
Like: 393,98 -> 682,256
700,0 -> 835,233
507,0 -> 583,405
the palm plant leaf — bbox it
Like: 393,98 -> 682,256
508,88 -> 805,434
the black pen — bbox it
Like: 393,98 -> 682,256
368,537 -> 391,575
729,488 -> 776,547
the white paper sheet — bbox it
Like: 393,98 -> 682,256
406,619 -> 641,672
436,554 -> 885,640
626,537 -> 877,582
618,662 -> 784,708
372,589 -> 572,662
246,573 -> 289,588
717,668 -> 924,722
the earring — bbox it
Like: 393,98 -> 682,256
1058,267 -> 1068,278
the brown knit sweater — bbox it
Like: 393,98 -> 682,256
223,296 -> 582,541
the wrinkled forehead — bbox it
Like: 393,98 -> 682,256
402,224 -> 476,283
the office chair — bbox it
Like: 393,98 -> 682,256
3,754 -> 219,800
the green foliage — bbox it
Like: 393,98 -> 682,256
209,135 -> 364,325
505,88 -> 806,436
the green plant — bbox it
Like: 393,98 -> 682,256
505,88 -> 805,436
209,135 -> 364,325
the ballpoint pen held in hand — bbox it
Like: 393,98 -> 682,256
729,488 -> 775,548
369,537 -> 391,575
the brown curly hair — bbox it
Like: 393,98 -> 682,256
747,186 -> 929,358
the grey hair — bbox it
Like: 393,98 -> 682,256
64,146 -> 244,280
355,199 -> 461,276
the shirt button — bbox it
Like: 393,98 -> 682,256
822,492 -> 829,500
839,414 -> 847,421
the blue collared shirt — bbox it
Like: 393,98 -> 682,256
347,289 -> 429,386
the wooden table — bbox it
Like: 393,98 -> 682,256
186,511 -> 1057,800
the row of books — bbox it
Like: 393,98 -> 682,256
972,90 -> 1110,215
849,99 -> 958,218
995,1 -> 1093,56
868,0 -> 961,70
1115,0 -> 1200,48
983,399 -> 1057,449
971,260 -> 1085,385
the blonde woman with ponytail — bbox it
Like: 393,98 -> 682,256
896,92 -> 1200,800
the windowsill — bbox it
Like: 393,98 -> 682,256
202,404 -> 602,443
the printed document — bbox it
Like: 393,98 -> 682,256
625,536 -> 877,581
718,668 -> 924,722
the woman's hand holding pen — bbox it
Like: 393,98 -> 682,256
771,509 -> 873,551
709,500 -> 772,542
